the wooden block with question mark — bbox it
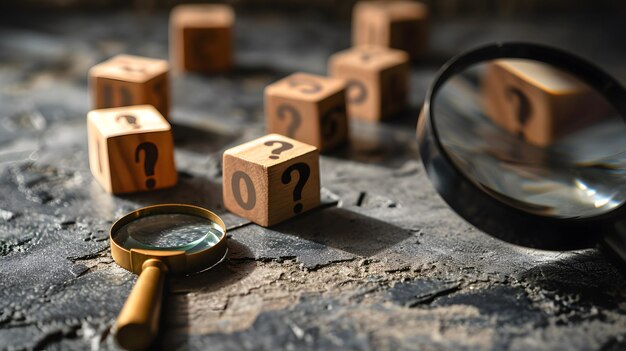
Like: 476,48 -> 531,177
223,134 -> 320,227
328,46 -> 409,121
169,4 -> 234,73
352,1 -> 429,60
87,105 -> 178,194
265,73 -> 349,153
483,59 -> 612,146
89,55 -> 170,119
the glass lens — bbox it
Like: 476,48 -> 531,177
113,213 -> 224,253
433,58 -> 626,219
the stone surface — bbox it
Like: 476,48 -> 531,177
1,8 -> 626,351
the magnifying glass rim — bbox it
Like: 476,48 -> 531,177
110,204 -> 228,274
418,42 -> 626,250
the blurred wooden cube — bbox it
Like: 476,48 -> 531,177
89,55 -> 170,118
223,134 -> 320,227
170,4 -> 234,73
87,105 -> 177,194
329,45 -> 409,121
352,1 -> 429,59
265,73 -> 349,152
483,59 -> 612,146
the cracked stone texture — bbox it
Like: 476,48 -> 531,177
1,7 -> 626,351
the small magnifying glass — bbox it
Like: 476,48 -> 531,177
418,42 -> 626,267
109,204 -> 228,350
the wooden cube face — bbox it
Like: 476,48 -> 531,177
87,105 -> 177,194
353,4 -> 389,47
482,60 -> 611,146
352,1 -> 429,59
170,4 -> 234,73
89,55 -> 170,119
222,134 -> 320,227
329,46 -> 409,121
265,73 -> 349,152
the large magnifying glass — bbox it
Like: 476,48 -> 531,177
109,204 -> 228,350
417,42 -> 626,266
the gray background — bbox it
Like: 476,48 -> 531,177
1,4 -> 626,350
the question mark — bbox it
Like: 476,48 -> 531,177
120,63 -> 146,74
346,79 -> 368,105
277,104 -> 301,138
116,114 -> 140,129
135,142 -> 158,189
281,163 -> 310,214
321,105 -> 346,141
506,87 -> 532,139
288,79 -> 322,94
360,49 -> 381,62
264,140 -> 294,160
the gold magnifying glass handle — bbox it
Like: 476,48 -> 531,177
115,259 -> 167,350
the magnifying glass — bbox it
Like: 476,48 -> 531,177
417,42 -> 626,266
109,204 -> 228,350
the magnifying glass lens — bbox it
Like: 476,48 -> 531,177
109,205 -> 227,350
433,58 -> 626,218
113,213 -> 223,253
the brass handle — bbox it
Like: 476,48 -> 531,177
114,259 -> 167,350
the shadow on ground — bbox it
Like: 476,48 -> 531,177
274,206 -> 413,258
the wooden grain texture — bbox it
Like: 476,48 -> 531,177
223,134 -> 320,227
87,105 -> 177,194
329,45 -> 409,121
482,59 -> 613,146
265,73 -> 349,152
89,54 -> 170,119
169,4 -> 234,73
352,0 -> 429,59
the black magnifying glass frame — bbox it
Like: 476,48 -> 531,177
417,42 -> 626,263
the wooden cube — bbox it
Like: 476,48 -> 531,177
265,73 -> 349,152
483,59 -> 611,146
87,105 -> 178,194
329,46 -> 409,121
170,4 -> 234,73
352,1 -> 429,59
89,55 -> 170,119
223,134 -> 320,227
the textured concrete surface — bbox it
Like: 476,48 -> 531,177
1,8 -> 626,351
